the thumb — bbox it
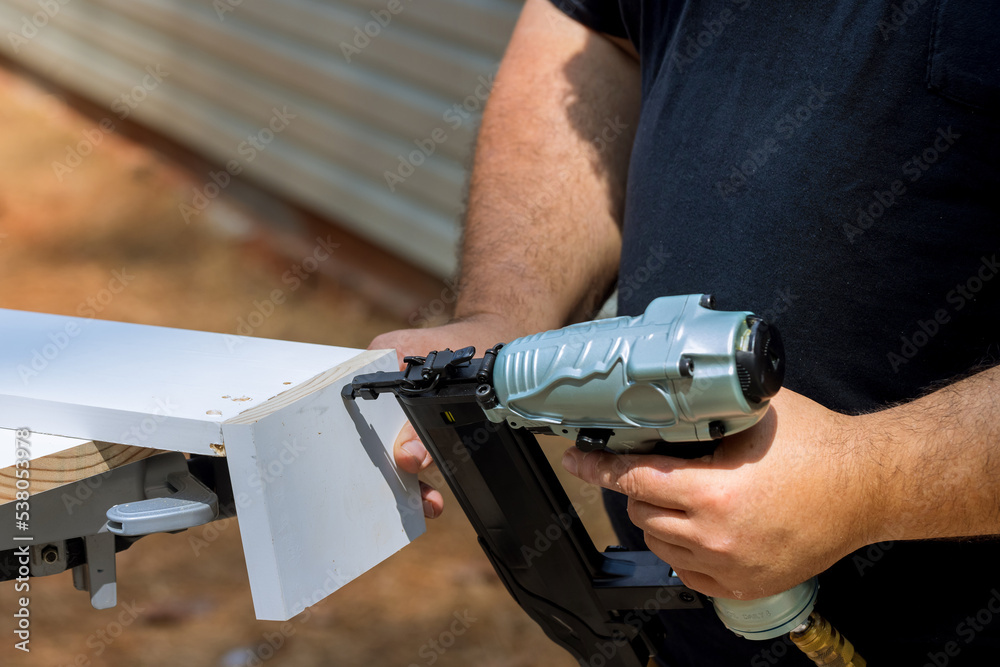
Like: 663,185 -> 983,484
394,421 -> 432,474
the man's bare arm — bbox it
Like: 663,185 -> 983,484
868,364 -> 1000,542
371,0 -> 640,515
453,0 -> 640,331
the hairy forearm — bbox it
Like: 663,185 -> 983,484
453,0 -> 640,333
864,365 -> 1000,542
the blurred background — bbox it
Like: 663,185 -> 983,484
0,1 -> 618,665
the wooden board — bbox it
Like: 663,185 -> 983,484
0,309 -> 423,621
0,436 -> 159,503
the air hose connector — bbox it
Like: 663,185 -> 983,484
790,612 -> 866,667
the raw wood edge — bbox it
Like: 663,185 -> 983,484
224,349 -> 393,426
0,442 -> 162,504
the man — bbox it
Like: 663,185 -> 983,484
371,0 -> 1000,663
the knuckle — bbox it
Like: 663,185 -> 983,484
625,497 -> 648,528
702,533 -> 736,558
696,485 -> 733,513
672,569 -> 716,596
618,463 -> 650,499
643,531 -> 665,557
369,332 -> 395,348
579,451 -> 606,483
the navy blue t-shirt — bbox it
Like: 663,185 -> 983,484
549,0 -> 1000,665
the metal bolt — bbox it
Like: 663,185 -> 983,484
41,545 -> 59,564
679,356 -> 695,378
679,592 -> 695,603
476,384 -> 498,409
699,294 -> 716,310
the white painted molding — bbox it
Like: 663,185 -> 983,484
0,429 -> 90,470
0,309 -> 423,620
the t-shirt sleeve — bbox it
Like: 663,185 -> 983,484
548,0 -> 628,38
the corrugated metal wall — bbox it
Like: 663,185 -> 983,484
0,0 -> 522,276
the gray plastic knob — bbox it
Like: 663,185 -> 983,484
711,577 -> 818,640
106,471 -> 218,536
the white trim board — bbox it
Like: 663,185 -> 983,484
0,309 -> 423,620
0,309 -> 380,451
0,428 -> 90,470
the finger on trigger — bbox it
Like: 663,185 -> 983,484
567,447 -> 698,509
564,448 -> 635,493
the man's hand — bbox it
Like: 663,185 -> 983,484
561,389 -> 876,600
369,314 -> 532,518
562,364 -> 1000,600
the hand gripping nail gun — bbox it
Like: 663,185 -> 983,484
344,294 -> 863,667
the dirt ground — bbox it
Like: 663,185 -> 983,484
0,64 -> 617,667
